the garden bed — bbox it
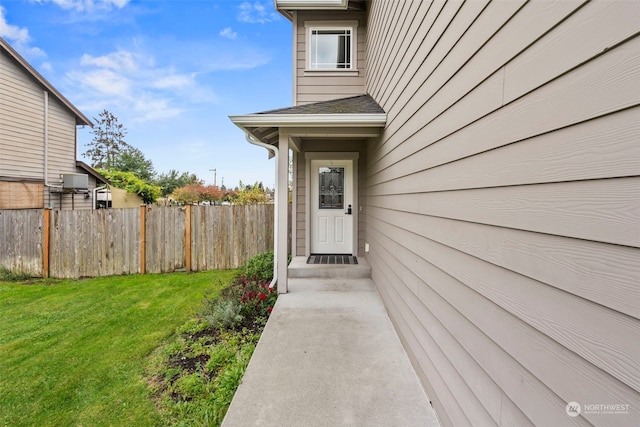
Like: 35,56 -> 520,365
145,252 -> 277,426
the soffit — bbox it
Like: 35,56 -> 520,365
276,0 -> 366,20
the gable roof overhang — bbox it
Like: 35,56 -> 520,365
229,94 -> 386,155
0,37 -> 93,127
275,0 -> 366,20
75,161 -> 110,185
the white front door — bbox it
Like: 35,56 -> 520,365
310,159 -> 354,254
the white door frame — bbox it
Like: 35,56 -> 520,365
305,152 -> 359,256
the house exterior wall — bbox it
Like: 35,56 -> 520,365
0,47 -> 45,183
1,44 -> 89,210
293,10 -> 367,105
364,1 -> 640,427
294,139 -> 367,257
110,186 -> 143,208
0,181 -> 43,209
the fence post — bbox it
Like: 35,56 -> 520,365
139,206 -> 146,274
43,209 -> 50,278
185,204 -> 192,272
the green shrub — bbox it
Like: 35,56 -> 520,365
0,267 -> 31,282
244,251 -> 273,282
205,300 -> 244,331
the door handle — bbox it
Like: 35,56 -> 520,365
346,204 -> 352,215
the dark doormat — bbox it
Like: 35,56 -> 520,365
307,255 -> 358,265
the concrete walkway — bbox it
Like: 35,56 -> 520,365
222,258 -> 440,427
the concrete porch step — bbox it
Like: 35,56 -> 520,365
287,256 -> 371,279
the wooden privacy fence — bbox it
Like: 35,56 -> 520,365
0,205 -> 274,279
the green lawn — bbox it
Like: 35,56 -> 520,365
0,270 -> 238,426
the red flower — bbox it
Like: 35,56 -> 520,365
259,293 -> 267,301
268,307 -> 273,314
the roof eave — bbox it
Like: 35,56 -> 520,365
229,113 -> 387,129
275,0 -> 349,11
75,161 -> 111,185
230,113 -> 386,148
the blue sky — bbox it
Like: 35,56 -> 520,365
0,0 -> 292,188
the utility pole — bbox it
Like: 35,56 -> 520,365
209,168 -> 217,187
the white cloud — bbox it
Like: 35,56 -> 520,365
0,6 -> 29,42
32,0 -> 130,12
67,46 -> 209,123
219,27 -> 237,40
69,68 -> 132,101
238,1 -> 280,24
40,61 -> 54,72
0,5 -> 46,59
152,74 -> 194,89
80,50 -> 140,72
132,96 -> 183,122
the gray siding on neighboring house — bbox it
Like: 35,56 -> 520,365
0,47 -> 45,181
364,1 -> 640,426
294,10 -> 367,105
48,95 -> 86,210
1,40 -> 90,210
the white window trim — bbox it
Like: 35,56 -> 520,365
304,20 -> 358,73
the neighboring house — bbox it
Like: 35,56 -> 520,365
76,161 -> 144,209
0,37 -> 95,210
232,1 -> 640,426
99,186 -> 144,209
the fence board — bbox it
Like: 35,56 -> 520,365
47,209 -> 139,278
145,206 -> 186,274
1,205 -> 274,279
0,209 -> 43,276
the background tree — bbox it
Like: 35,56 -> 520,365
83,110 -> 130,169
231,181 -> 271,205
112,147 -> 156,182
155,170 -> 202,197
98,169 -> 161,204
200,185 -> 223,203
169,184 -> 224,205
169,184 -> 201,204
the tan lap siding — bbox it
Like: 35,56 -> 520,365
0,48 -> 45,180
365,0 -> 640,426
294,10 -> 366,105
47,96 -> 83,210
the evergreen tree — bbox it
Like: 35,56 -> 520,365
83,109 -> 130,169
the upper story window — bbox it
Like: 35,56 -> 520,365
305,21 -> 358,72
310,28 -> 351,69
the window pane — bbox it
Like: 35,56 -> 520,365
319,167 -> 344,209
311,29 -> 351,69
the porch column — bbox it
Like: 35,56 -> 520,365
276,133 -> 289,293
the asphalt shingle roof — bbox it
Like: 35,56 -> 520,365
256,94 -> 385,115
